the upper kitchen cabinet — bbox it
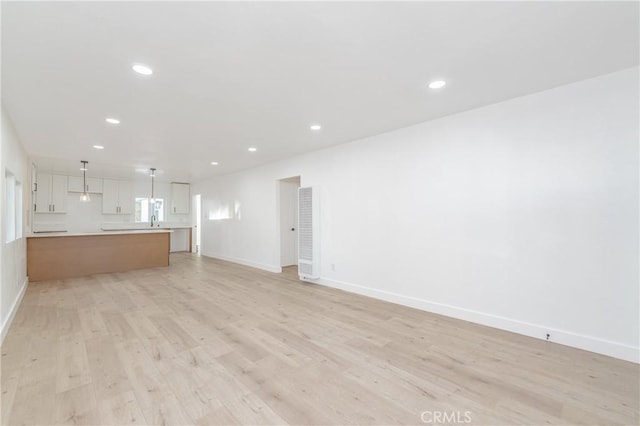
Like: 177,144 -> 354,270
102,179 -> 133,214
171,183 -> 190,214
35,173 -> 67,213
68,176 -> 103,194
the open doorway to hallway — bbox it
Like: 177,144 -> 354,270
278,176 -> 300,273
192,193 -> 201,255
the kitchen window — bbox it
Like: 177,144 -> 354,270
135,197 -> 165,223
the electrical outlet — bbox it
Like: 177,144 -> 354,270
546,333 -> 550,341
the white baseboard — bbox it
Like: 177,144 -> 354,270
1,276 -> 28,345
202,253 -> 282,274
312,276 -> 639,363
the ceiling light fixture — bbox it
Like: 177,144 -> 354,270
132,64 -> 153,75
248,147 -> 257,152
80,161 -> 90,203
93,145 -> 104,150
105,118 -> 120,125
211,161 -> 219,166
310,124 -> 322,131
428,80 -> 447,89
149,168 -> 156,204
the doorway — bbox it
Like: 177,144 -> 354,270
192,194 -> 201,254
278,176 -> 300,268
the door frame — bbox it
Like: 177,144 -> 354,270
191,193 -> 201,254
276,176 -> 301,270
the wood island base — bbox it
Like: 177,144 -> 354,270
27,231 -> 171,282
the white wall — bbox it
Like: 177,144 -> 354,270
194,68 -> 639,362
1,104 -> 30,343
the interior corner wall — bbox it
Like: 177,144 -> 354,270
1,104 -> 30,343
193,67 -> 640,362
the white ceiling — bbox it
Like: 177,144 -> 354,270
2,1 -> 638,182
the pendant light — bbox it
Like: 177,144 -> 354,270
80,161 -> 90,202
149,168 -> 156,204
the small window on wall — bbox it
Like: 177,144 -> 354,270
135,197 -> 165,223
15,181 -> 23,239
5,171 -> 16,242
4,172 -> 23,243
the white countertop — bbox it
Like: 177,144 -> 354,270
28,229 -> 173,238
100,224 -> 192,231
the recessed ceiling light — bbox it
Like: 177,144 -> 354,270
310,124 -> 322,131
93,145 -> 104,150
248,147 -> 257,152
132,64 -> 153,75
211,161 -> 219,166
105,118 -> 120,125
428,80 -> 446,89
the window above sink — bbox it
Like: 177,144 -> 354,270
135,197 -> 165,223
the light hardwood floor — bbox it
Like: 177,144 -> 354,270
2,253 -> 638,425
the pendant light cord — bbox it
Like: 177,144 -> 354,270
150,168 -> 156,200
82,161 -> 87,190
79,160 -> 90,202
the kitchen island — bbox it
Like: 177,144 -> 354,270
27,229 -> 171,282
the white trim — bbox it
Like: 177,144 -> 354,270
1,276 -> 28,345
202,253 -> 282,273
314,277 -> 639,364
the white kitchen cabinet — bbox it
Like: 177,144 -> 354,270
35,173 -> 66,213
102,179 -> 133,214
68,176 -> 103,193
118,181 -> 133,214
35,174 -> 51,213
169,228 -> 191,252
171,183 -> 190,214
102,180 -> 118,213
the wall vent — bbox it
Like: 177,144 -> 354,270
298,186 -> 320,279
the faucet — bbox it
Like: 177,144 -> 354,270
150,214 -> 156,227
